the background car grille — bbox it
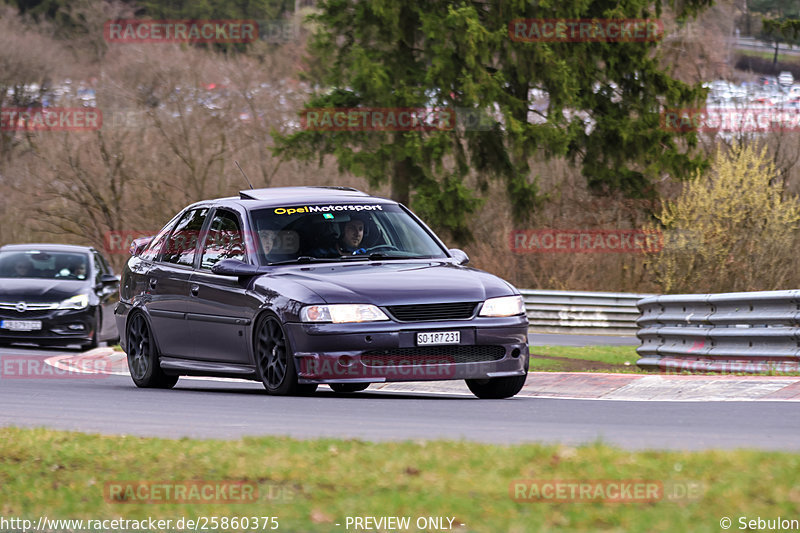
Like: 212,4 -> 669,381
0,302 -> 59,317
385,302 -> 479,322
361,345 -> 506,366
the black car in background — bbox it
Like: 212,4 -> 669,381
0,244 -> 120,349
116,187 -> 530,398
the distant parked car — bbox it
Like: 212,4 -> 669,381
778,72 -> 794,87
0,244 -> 120,349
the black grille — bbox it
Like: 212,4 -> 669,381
0,310 -> 53,319
362,345 -> 505,366
386,302 -> 479,322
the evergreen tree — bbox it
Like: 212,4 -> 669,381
275,0 -> 712,241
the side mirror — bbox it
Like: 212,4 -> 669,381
448,248 -> 469,265
100,274 -> 120,286
211,259 -> 263,277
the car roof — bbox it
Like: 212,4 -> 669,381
195,186 -> 398,210
0,243 -> 96,253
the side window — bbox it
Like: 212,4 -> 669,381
199,209 -> 246,270
141,214 -> 181,262
93,252 -> 111,274
92,251 -> 109,284
160,208 -> 209,267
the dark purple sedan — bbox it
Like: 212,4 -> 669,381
115,187 -> 529,398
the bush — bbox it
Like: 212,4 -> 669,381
647,143 -> 800,293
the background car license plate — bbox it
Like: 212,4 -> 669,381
1,320 -> 42,331
417,331 -> 460,345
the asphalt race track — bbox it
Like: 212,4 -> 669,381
1,344 -> 799,451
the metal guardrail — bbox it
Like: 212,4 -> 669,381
636,290 -> 800,373
521,290 -> 653,335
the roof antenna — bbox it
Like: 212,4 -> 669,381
235,160 -> 254,190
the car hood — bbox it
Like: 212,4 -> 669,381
0,278 -> 88,303
271,260 -> 516,305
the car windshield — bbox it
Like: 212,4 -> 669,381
249,203 -> 448,265
0,251 -> 89,280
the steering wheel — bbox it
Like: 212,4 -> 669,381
364,244 -> 400,254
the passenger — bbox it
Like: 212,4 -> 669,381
258,229 -> 278,255
12,257 -> 33,278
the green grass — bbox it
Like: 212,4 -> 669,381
527,345 -> 800,376
1,427 -> 798,532
736,48 -> 800,65
529,345 -> 644,373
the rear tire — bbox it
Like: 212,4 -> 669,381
255,314 -> 314,396
465,374 -> 526,399
330,383 -> 370,393
126,312 -> 178,389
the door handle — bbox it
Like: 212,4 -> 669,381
149,278 -> 157,289
190,284 -> 199,297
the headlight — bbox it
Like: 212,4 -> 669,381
58,294 -> 89,310
300,304 -> 389,323
479,295 -> 524,317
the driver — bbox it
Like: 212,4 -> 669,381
338,218 -> 366,255
71,261 -> 87,279
309,216 -> 368,258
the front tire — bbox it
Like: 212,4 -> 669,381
81,331 -> 98,351
255,314 -> 316,396
126,313 -> 178,389
81,311 -> 99,351
465,375 -> 526,399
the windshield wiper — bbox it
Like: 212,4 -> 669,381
267,256 -> 344,265
339,253 -> 421,261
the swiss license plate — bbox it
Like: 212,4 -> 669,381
0,320 -> 42,331
416,331 -> 460,346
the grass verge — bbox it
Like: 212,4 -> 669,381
529,345 -> 643,373
1,427 -> 798,533
528,345 -> 800,376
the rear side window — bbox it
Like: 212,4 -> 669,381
141,214 -> 181,262
199,209 -> 246,270
160,208 -> 209,267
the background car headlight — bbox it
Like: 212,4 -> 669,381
479,295 -> 524,317
58,294 -> 89,310
300,304 -> 389,323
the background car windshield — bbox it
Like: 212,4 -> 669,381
0,251 -> 89,280
250,204 -> 447,263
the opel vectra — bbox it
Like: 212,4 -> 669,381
116,187 -> 529,398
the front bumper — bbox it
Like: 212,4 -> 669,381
114,301 -> 131,352
285,316 -> 529,384
0,307 -> 96,344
